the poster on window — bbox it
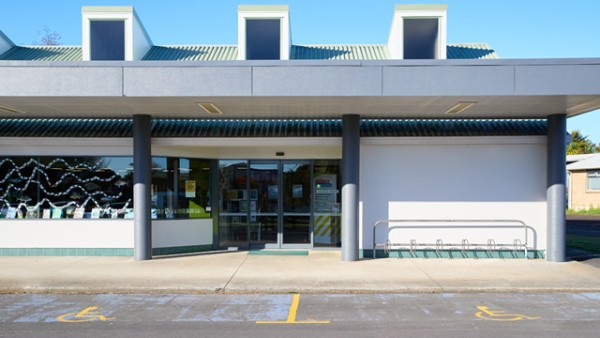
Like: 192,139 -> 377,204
314,174 -> 338,213
185,180 -> 196,198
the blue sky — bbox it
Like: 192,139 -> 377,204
2,0 -> 599,144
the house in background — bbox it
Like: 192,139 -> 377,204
567,154 -> 600,211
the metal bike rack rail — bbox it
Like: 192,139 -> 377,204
371,219 -> 530,259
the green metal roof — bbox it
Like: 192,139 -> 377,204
143,45 -> 238,61
447,43 -> 498,59
0,43 -> 496,61
0,46 -> 82,61
0,119 -> 545,138
291,45 -> 390,60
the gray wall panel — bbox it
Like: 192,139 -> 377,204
124,67 -> 252,96
0,67 -> 123,96
382,66 -> 515,96
252,66 -> 382,96
515,65 -> 600,95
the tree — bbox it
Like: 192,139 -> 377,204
567,130 -> 596,155
32,26 -> 61,46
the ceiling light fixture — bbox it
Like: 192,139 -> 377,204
0,104 -> 26,115
197,102 -> 223,115
444,102 -> 476,115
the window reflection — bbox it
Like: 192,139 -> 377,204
151,157 -> 211,219
0,156 -> 212,220
0,156 -> 133,219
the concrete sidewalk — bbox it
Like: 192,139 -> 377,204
1,251 -> 600,294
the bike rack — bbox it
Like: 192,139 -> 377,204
372,219 -> 531,259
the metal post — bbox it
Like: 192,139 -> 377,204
133,115 -> 152,260
546,114 -> 567,262
342,115 -> 360,261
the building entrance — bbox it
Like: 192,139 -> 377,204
218,160 -> 340,249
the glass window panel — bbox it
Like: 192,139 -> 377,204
219,160 -> 248,248
246,19 -> 280,60
588,171 -> 600,191
219,215 -> 248,248
151,157 -> 211,219
0,156 -> 134,219
250,215 -> 278,244
283,162 -> 311,213
90,20 -> 125,60
250,162 -> 278,214
283,215 -> 310,244
313,160 -> 341,247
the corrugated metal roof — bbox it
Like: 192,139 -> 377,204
0,118 -> 546,138
291,45 -> 390,60
447,43 -> 498,59
360,119 -> 544,136
0,46 -> 82,61
143,45 -> 238,61
0,43 -> 497,61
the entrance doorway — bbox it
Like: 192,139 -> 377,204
218,160 -> 340,249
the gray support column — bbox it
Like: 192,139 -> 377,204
133,115 -> 152,261
546,114 -> 567,262
342,115 -> 360,261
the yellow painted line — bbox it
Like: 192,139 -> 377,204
57,306 -> 115,323
256,294 -> 331,324
474,306 -> 540,321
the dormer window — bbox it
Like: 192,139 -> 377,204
90,21 -> 125,60
246,19 -> 281,60
82,6 -> 152,61
238,5 -> 290,60
403,18 -> 438,59
388,4 -> 447,60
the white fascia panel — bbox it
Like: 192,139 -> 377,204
132,9 -> 153,61
82,7 -> 152,61
238,6 -> 291,60
387,7 -> 447,60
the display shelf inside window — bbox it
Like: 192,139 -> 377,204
0,157 -> 134,219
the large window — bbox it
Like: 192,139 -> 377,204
588,170 -> 600,191
151,157 -> 211,219
245,19 -> 281,60
0,156 -> 133,219
90,20 -> 125,60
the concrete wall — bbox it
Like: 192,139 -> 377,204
569,171 -> 600,210
360,137 -> 547,251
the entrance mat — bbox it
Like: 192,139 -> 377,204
248,250 -> 309,256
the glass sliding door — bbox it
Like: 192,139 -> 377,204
218,160 -> 248,249
313,160 -> 341,247
249,161 -> 279,248
218,159 -> 341,249
282,161 -> 312,247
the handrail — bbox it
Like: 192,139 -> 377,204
372,219 -> 530,259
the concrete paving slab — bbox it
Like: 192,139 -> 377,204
1,251 -> 600,294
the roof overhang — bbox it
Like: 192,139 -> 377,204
0,58 -> 599,119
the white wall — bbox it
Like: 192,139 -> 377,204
132,11 -> 152,61
360,137 -> 547,251
0,220 -> 133,248
152,219 -> 213,248
0,219 -> 213,250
